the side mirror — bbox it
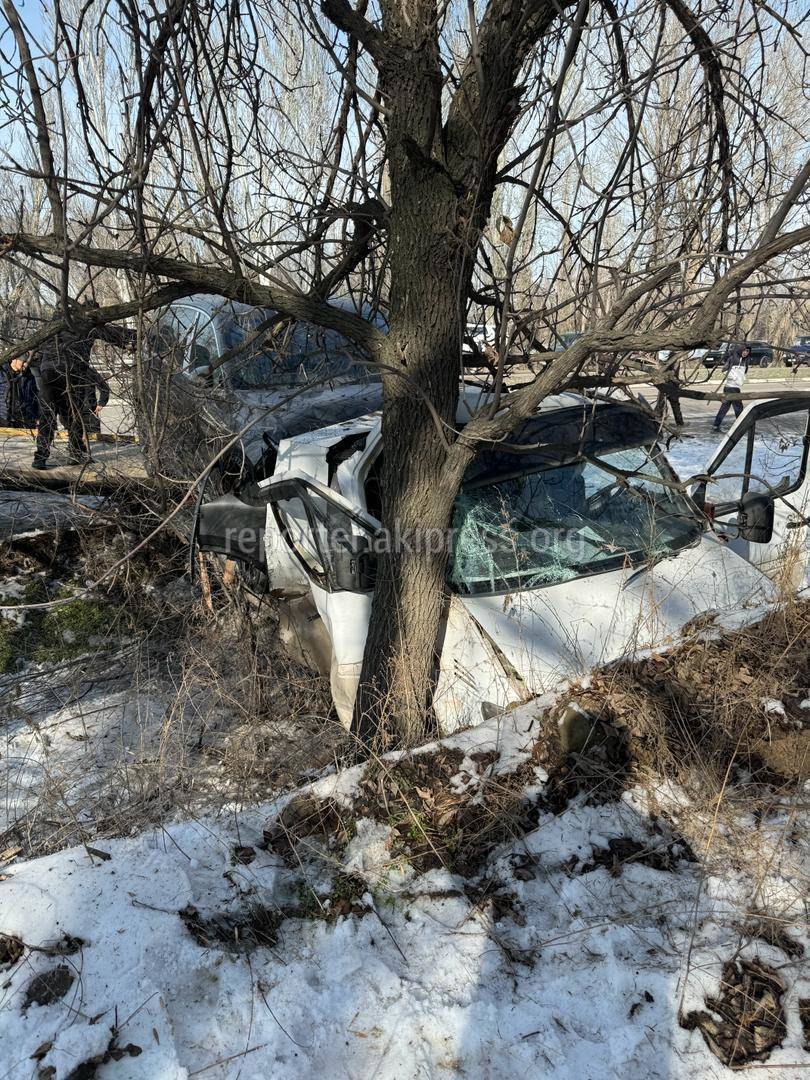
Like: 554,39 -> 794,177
329,532 -> 377,591
737,491 -> 774,543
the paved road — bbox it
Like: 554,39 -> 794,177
99,378 -> 137,438
0,430 -> 147,488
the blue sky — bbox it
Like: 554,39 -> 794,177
11,0 -> 46,43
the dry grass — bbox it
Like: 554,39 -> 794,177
160,603 -> 348,804
259,594 -> 810,896
260,737 -> 551,901
538,593 -> 810,1071
0,536 -> 348,863
552,597 -> 810,793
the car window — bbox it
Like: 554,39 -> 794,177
273,493 -> 326,577
174,308 -> 218,378
708,407 -> 810,508
707,433 -> 750,505
147,319 -> 178,354
151,307 -> 219,379
366,441 -> 701,597
220,313 -> 373,390
273,484 -> 374,589
449,446 -> 701,595
746,414 -> 808,495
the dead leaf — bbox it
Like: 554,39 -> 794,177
0,933 -> 24,969
232,845 -> 256,865
24,965 -> 74,1009
498,215 -> 515,244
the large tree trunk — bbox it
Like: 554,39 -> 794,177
352,6 -> 472,749
352,408 -> 459,748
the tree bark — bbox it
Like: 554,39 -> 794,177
350,0 -> 572,748
352,2 -> 468,748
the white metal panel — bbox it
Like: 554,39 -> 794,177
459,536 -> 775,697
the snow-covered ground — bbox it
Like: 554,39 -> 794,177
1,664 -> 170,845
1,707 -> 808,1079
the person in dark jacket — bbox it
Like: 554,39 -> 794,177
29,310 -> 124,469
5,355 -> 40,428
712,344 -> 751,431
79,379 -> 103,435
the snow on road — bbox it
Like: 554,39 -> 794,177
665,432 -> 718,481
1,708 -> 808,1079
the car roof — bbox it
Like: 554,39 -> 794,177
169,294 -> 260,320
276,390 -> 647,466
163,293 -> 387,327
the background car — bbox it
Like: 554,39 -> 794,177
703,340 -> 774,369
786,336 -> 810,367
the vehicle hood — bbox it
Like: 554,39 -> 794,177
459,536 -> 776,695
230,381 -> 383,458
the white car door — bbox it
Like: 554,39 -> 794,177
262,473 -> 380,726
700,398 -> 810,585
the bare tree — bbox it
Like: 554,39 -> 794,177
0,0 -> 808,746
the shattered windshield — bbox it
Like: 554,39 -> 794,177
449,445 -> 701,595
221,311 -> 374,389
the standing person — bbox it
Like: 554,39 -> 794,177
654,350 -> 684,426
5,354 -> 40,428
712,344 -> 751,431
29,306 -> 118,470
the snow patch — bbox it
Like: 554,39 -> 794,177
1,748 -> 808,1078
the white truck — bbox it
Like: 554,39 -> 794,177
196,389 -> 810,732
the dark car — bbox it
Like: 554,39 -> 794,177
786,336 -> 810,368
703,340 -> 773,369
136,294 -> 384,489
